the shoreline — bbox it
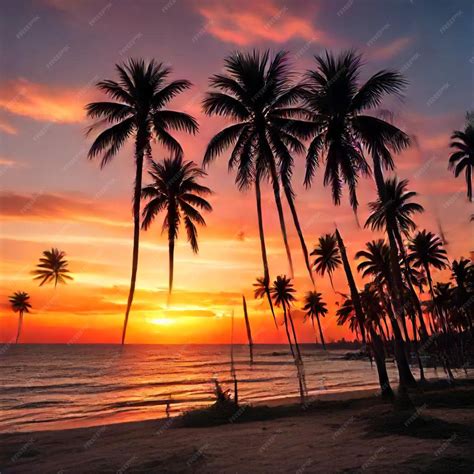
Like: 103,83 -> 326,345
1,381 -> 473,472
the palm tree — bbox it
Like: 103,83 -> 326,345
253,277 -> 277,328
303,50 -> 410,211
365,178 -> 427,337
85,58 -> 197,344
303,51 -> 416,386
270,275 -> 300,359
311,233 -> 342,290
448,117 -> 474,201
302,291 -> 328,349
270,275 -> 306,401
141,157 -> 212,295
9,292 -> 31,344
32,248 -> 72,287
202,50 -> 317,284
408,230 -> 449,301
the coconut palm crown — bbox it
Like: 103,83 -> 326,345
32,248 -> 72,287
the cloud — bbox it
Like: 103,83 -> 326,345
195,0 -> 330,46
367,36 -> 413,61
0,79 -> 89,123
0,191 -> 128,226
0,118 -> 18,135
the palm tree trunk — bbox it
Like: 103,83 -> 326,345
15,311 -> 23,344
394,228 -> 428,338
372,154 -> 417,386
255,176 -> 278,328
316,314 -> 326,350
335,229 -> 366,344
168,237 -> 175,296
369,326 -> 394,399
283,184 -> 314,285
267,152 -> 294,278
121,134 -> 146,345
467,166 -> 472,201
282,304 -> 295,359
287,307 -> 302,362
242,295 -> 254,364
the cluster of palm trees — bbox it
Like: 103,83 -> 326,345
8,49 -> 472,400
9,248 -> 72,343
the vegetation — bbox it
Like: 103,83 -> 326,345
9,291 -> 31,344
85,58 -> 198,344
141,156 -> 212,295
8,50 -> 473,405
32,248 -> 72,287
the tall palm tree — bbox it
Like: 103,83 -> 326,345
448,118 -> 474,201
32,248 -> 72,287
9,291 -> 31,344
202,50 -> 317,284
365,178 -> 427,337
408,230 -> 449,330
85,58 -> 197,344
253,277 -> 277,328
310,233 -> 342,290
141,157 -> 212,295
303,50 -> 410,211
303,51 -> 415,383
302,291 -> 328,349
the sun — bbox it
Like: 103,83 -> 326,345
149,317 -> 175,326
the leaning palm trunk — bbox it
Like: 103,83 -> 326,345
283,184 -> 314,285
284,304 -> 307,402
266,149 -> 294,277
394,228 -> 428,338
15,311 -> 24,344
372,155 -> 417,387
255,176 -> 278,328
242,295 -> 254,364
335,229 -> 366,344
336,228 -> 395,397
122,136 -> 146,345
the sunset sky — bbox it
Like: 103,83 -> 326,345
0,0 -> 472,344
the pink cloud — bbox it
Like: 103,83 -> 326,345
196,0 -> 331,46
0,79 -> 90,123
367,36 -> 413,61
0,118 -> 17,135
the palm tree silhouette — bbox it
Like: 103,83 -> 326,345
310,233 -> 342,290
302,291 -> 328,350
303,50 -> 409,211
303,51 -> 416,384
365,177 -> 427,337
9,291 -> 31,344
270,275 -> 299,360
85,58 -> 197,344
141,157 -> 212,295
253,277 -> 277,328
270,274 -> 306,402
408,230 -> 449,330
449,117 -> 474,201
32,248 -> 72,287
202,50 -> 317,284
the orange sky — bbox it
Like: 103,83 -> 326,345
0,0 -> 472,344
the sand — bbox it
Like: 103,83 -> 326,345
1,383 -> 473,473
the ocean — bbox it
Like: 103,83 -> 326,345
0,344 -> 451,433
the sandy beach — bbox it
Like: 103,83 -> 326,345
1,382 -> 473,473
